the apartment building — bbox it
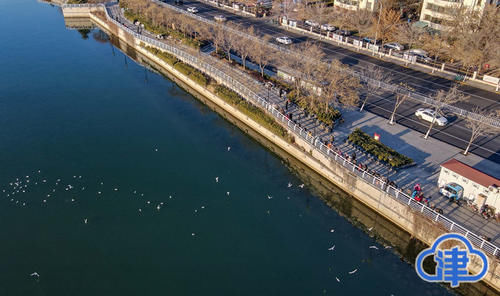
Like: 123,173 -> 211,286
419,0 -> 496,29
333,0 -> 377,11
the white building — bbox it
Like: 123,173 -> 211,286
438,158 -> 500,215
333,0 -> 377,11
419,0 -> 496,30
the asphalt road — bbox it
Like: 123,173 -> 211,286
159,0 -> 500,164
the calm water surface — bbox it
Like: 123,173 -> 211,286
0,1 -> 453,295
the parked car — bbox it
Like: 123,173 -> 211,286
174,0 -> 183,4
276,36 -> 293,45
415,108 -> 448,126
440,183 -> 464,202
187,6 -> 199,13
335,29 -> 351,36
362,37 -> 379,44
407,49 -> 428,56
214,15 -> 227,22
406,49 -> 432,63
320,24 -> 336,31
305,20 -> 319,27
383,42 -> 404,51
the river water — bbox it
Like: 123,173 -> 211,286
0,1 -> 454,295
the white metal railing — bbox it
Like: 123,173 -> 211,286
64,2 -> 500,258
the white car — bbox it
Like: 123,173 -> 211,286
187,7 -> 199,13
305,20 -> 319,27
383,42 -> 404,51
320,24 -> 336,31
415,108 -> 448,126
276,36 -> 293,45
406,49 -> 432,62
214,15 -> 227,22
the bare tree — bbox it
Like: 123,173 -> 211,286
463,108 -> 499,155
448,4 -> 500,77
300,42 -> 325,95
369,8 -> 402,42
420,31 -> 450,73
249,35 -> 273,77
212,25 -> 226,55
389,83 -> 414,124
350,9 -> 373,37
321,60 -> 361,110
359,65 -> 392,111
389,93 -> 408,125
221,22 -> 239,62
392,22 -> 423,49
423,86 -> 469,139
234,26 -> 255,69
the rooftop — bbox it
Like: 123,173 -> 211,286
441,158 -> 500,188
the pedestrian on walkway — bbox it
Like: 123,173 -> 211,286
289,113 -> 293,121
285,100 -> 289,110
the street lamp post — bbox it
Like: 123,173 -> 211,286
373,1 -> 382,55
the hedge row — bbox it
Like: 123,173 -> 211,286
288,90 -> 342,126
143,49 -> 289,141
145,46 -> 209,86
215,86 -> 290,141
347,128 -> 413,168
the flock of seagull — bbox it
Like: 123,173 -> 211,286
2,146 -> 393,285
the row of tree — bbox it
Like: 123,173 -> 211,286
122,0 -> 362,113
273,0 -> 499,76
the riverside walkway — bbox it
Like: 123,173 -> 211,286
101,3 -> 499,255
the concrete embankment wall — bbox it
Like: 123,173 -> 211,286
62,6 -> 500,293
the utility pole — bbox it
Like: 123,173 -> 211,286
373,1 -> 382,54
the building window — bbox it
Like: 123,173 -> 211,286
473,184 -> 479,189
453,174 -> 458,178
425,3 -> 455,15
462,178 -> 468,184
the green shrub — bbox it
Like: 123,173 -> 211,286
347,128 -> 413,168
189,71 -> 208,86
173,62 -> 193,76
215,86 -> 289,140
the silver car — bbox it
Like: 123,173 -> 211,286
415,108 -> 448,126
214,15 -> 227,22
320,24 -> 336,31
305,20 -> 319,27
276,36 -> 293,45
383,42 -> 404,51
